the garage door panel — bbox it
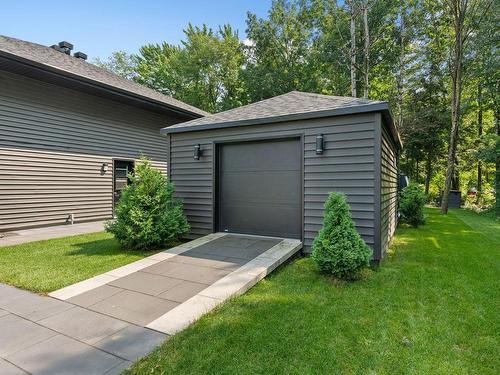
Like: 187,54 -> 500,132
221,171 -> 300,203
218,138 -> 302,239
220,204 -> 301,238
221,141 -> 301,171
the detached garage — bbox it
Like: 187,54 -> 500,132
162,91 -> 402,261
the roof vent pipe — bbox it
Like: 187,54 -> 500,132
50,44 -> 64,53
58,41 -> 73,55
74,52 -> 87,60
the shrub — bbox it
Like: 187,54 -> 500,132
399,183 -> 426,227
106,157 -> 189,250
311,192 -> 372,280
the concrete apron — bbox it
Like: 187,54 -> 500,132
51,233 -> 303,334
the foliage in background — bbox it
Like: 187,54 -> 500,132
311,192 -> 372,280
93,51 -> 137,80
134,24 -> 247,113
399,183 -> 426,227
95,0 -> 499,214
105,157 -> 189,250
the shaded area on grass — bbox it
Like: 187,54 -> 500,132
0,232 -> 155,293
125,208 -> 500,375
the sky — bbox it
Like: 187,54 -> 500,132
1,0 -> 272,61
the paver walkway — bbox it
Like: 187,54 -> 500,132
0,233 -> 302,374
0,221 -> 105,247
0,283 -> 165,375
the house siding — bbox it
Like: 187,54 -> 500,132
168,113 -> 377,253
0,70 -> 175,231
380,120 -> 398,256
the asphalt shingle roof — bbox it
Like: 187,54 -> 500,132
162,91 -> 389,134
0,35 -> 208,117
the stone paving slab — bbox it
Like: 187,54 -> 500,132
0,358 -> 28,375
94,325 -> 166,362
87,290 -> 179,326
5,334 -> 126,375
38,306 -> 130,345
0,314 -> 57,357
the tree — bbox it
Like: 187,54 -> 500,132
135,24 -> 247,113
244,0 -> 319,101
311,192 -> 372,280
93,51 -> 137,80
441,0 -> 493,214
105,157 -> 189,250
348,0 -> 358,97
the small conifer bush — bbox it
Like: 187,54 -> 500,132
311,192 -> 372,280
399,183 -> 426,227
106,157 -> 189,250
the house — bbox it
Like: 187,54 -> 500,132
0,35 -> 207,232
161,92 -> 402,260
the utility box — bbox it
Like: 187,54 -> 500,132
441,190 -> 461,208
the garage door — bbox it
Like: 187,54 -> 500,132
217,138 -> 302,239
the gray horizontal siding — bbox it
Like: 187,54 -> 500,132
169,114 -> 377,251
0,70 -> 172,231
380,124 -> 398,255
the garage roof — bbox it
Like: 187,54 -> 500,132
0,35 -> 208,118
161,91 -> 401,148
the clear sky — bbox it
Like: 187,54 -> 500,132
1,0 -> 272,61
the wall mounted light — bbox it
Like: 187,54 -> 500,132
101,163 -> 109,173
193,144 -> 202,160
315,134 -> 324,155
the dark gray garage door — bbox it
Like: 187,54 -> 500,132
217,138 -> 302,239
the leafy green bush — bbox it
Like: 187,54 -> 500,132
106,157 -> 189,250
399,183 -> 426,227
311,192 -> 372,280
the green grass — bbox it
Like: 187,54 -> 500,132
125,208 -> 500,375
0,232 -> 155,293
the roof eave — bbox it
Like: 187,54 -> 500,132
161,102 -> 391,135
0,50 -> 205,119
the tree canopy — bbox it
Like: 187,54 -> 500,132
94,0 -> 499,216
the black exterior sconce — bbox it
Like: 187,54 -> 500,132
316,134 -> 324,155
193,144 -> 202,160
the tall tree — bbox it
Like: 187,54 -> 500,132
362,0 -> 370,98
244,0 -> 317,101
348,0 -> 358,97
134,24 -> 247,113
441,0 -> 492,214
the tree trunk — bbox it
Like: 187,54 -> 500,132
362,1 -> 370,98
349,1 -> 357,97
397,4 -> 405,129
496,110 -> 500,217
425,155 -> 432,195
477,83 -> 483,193
441,1 -> 465,214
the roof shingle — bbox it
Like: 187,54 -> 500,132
162,91 -> 389,133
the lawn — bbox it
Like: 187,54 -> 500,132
125,208 -> 500,375
0,232 -> 154,293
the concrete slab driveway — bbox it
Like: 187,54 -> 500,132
1,233 -> 302,374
